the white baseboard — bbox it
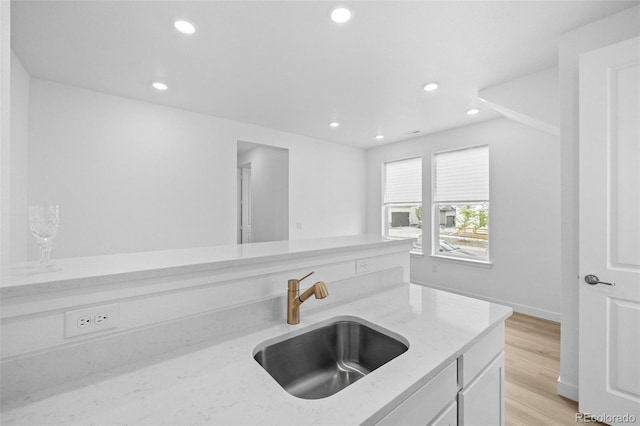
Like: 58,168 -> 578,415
557,376 -> 579,401
411,280 -> 561,322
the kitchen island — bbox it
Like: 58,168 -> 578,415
1,236 -> 511,425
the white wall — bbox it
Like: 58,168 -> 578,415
480,67 -> 559,136
9,52 -> 30,264
0,1 -> 11,268
238,144 -> 289,243
24,78 -> 365,259
557,5 -> 640,401
366,117 -> 562,319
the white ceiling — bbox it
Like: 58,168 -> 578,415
10,0 -> 638,148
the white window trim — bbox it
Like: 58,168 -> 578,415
429,254 -> 493,268
431,145 -> 490,263
382,157 -> 423,254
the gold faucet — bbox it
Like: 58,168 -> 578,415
287,271 -> 328,324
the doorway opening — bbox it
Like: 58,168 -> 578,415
237,141 -> 289,244
239,163 -> 252,243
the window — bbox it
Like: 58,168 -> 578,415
433,146 -> 489,261
383,157 -> 422,252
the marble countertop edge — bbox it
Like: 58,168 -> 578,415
1,235 -> 414,297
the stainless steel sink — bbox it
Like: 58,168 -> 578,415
253,317 -> 409,399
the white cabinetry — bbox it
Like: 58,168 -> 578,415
430,401 -> 458,426
375,322 -> 506,426
377,361 -> 458,426
458,353 -> 505,425
458,324 -> 505,426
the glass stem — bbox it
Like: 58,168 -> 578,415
39,242 -> 52,269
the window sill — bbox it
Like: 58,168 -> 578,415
410,250 -> 424,257
429,254 -> 493,268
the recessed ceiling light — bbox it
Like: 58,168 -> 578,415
331,7 -> 352,23
466,108 -> 480,115
422,82 -> 440,92
375,135 -> 384,140
329,121 -> 340,128
152,82 -> 168,91
174,20 -> 196,34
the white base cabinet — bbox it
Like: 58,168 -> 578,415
377,361 -> 458,426
375,322 -> 506,426
458,323 -> 506,426
430,401 -> 458,426
458,353 -> 505,426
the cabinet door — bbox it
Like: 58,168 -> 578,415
429,401 -> 457,426
458,352 -> 504,426
377,361 -> 457,426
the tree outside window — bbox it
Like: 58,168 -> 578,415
433,146 -> 489,261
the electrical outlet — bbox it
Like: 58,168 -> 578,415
94,313 -> 109,325
77,316 -> 91,328
356,258 -> 372,274
64,304 -> 119,338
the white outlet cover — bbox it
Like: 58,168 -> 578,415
356,258 -> 372,274
77,316 -> 91,328
64,304 -> 119,338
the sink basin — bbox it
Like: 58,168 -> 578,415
253,317 -> 409,399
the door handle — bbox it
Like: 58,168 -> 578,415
584,274 -> 615,286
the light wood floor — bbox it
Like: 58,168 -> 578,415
504,312 -> 587,426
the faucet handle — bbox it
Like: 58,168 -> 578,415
298,271 -> 315,282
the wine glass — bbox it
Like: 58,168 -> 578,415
28,205 -> 60,271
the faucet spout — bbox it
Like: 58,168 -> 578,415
287,272 -> 329,324
296,281 -> 328,305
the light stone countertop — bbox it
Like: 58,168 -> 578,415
1,235 -> 412,296
1,283 -> 511,426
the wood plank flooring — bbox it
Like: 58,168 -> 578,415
504,312 -> 587,426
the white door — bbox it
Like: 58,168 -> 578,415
579,36 -> 640,424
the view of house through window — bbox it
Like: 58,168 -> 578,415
433,146 -> 489,261
383,157 -> 422,251
436,203 -> 489,258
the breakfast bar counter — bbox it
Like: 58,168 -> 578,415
1,283 -> 511,425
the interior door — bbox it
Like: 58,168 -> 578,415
579,36 -> 640,423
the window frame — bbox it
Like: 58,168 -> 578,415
431,145 -> 491,265
382,156 -> 423,253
